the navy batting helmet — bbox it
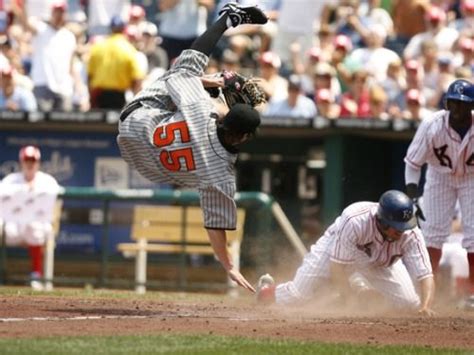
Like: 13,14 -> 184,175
444,79 -> 474,103
377,190 -> 417,232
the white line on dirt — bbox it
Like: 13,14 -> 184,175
0,315 -> 152,322
0,315 -> 379,325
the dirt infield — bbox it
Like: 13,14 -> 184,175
0,290 -> 473,349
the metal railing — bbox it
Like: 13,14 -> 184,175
1,187 -> 307,290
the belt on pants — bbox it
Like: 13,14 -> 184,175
119,101 -> 143,122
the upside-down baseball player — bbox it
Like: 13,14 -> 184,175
404,79 -> 474,306
257,190 -> 435,316
117,3 -> 267,292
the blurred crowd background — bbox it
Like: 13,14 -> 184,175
1,0 -> 473,121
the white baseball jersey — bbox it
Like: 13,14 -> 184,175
404,110 -> 474,251
275,202 -> 432,309
117,50 -> 238,229
1,171 -> 59,246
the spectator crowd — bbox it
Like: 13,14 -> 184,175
1,0 -> 473,121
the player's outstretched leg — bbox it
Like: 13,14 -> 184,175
256,273 -> 275,304
218,2 -> 268,27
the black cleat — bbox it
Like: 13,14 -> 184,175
218,2 -> 268,27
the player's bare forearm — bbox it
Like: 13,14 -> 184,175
207,229 -> 233,270
201,75 -> 224,88
418,276 -> 436,316
206,228 -> 255,293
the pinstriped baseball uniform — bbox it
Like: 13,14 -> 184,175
405,110 -> 474,251
275,202 -> 432,309
117,49 -> 237,229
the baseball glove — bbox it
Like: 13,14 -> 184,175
221,71 -> 266,108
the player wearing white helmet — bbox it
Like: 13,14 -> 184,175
404,79 -> 474,307
256,190 -> 435,316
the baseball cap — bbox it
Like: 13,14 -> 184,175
438,55 -> 452,66
334,34 -> 352,52
19,146 -> 41,162
142,22 -> 158,37
0,65 -> 13,78
51,0 -> 67,11
406,89 -> 423,105
110,15 -> 126,29
314,62 -> 336,77
459,37 -> 473,51
462,0 -> 474,12
426,6 -> 446,22
223,103 -> 261,135
316,88 -> 334,103
129,5 -> 145,19
307,46 -> 321,61
405,59 -> 420,72
260,51 -> 281,69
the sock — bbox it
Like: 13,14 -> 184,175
468,253 -> 474,294
427,247 -> 442,274
191,15 -> 228,56
28,245 -> 43,276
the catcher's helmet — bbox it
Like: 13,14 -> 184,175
377,190 -> 416,232
444,79 -> 474,104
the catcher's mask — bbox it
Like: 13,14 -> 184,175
221,103 -> 261,137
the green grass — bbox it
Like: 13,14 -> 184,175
0,286 -> 231,302
0,335 -> 467,355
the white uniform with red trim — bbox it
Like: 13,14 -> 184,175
275,202 -> 432,309
404,110 -> 474,251
1,171 -> 59,246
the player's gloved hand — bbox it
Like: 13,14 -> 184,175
413,198 -> 426,222
222,70 -> 245,92
221,70 -> 266,107
228,268 -> 256,293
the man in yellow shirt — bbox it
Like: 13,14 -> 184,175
88,16 -> 144,109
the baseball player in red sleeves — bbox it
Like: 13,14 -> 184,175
256,190 -> 435,316
404,79 -> 474,307
117,3 -> 268,293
